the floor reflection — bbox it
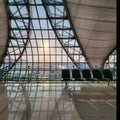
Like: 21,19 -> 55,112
0,84 -> 8,120
0,83 -> 82,120
0,83 -> 116,120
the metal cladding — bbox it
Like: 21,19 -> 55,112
66,0 -> 116,68
0,0 -> 8,65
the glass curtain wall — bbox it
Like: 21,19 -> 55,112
0,0 -> 116,82
104,49 -> 117,79
0,0 -> 88,82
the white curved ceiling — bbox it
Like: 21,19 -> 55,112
0,0 -> 8,63
66,0 -> 116,68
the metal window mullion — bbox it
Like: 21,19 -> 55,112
34,0 -> 46,75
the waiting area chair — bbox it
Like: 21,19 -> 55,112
82,69 -> 97,81
102,69 -> 115,85
102,69 -> 113,80
92,69 -> 107,81
62,69 -> 71,89
72,69 -> 83,81
62,69 -> 70,81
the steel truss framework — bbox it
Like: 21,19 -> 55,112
42,0 -> 84,68
1,0 -> 30,73
0,0 -> 116,82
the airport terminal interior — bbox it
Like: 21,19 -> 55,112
0,0 -> 116,120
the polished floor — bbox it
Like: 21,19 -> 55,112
0,82 -> 116,120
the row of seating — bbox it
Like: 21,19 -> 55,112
62,69 -> 116,82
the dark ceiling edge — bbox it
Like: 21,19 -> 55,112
63,0 -> 91,69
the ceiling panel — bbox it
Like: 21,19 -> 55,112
66,0 -> 116,68
0,0 -> 8,64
